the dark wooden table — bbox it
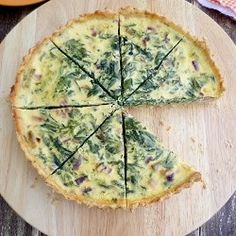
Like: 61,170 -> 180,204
0,1 -> 235,235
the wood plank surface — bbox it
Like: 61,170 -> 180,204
0,0 -> 235,235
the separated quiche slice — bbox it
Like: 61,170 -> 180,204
51,11 -> 121,99
123,114 -> 201,208
47,109 -> 126,208
13,105 -> 115,178
11,38 -> 113,108
119,8 -> 224,106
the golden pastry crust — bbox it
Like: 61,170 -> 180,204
119,7 -> 225,96
11,7 -> 223,209
51,10 -> 118,40
126,171 -> 202,209
45,176 -> 126,209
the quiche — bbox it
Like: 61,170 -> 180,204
10,8 -> 224,209
123,114 -> 201,208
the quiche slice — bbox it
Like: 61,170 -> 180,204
119,8 -> 224,106
123,114 -> 201,208
51,11 -> 121,99
47,109 -> 126,208
11,38 -> 114,108
13,105 -> 115,177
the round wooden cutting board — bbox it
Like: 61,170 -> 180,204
0,0 -> 235,235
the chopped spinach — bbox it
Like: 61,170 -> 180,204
98,183 -> 110,189
162,152 -> 176,169
99,33 -> 113,39
53,137 -> 72,156
130,175 -> 139,184
64,39 -> 89,61
53,155 -> 61,167
87,140 -> 99,153
87,84 -> 101,97
111,180 -> 124,189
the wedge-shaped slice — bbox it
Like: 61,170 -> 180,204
124,114 -> 201,208
51,11 -> 121,99
11,38 -> 113,108
120,8 -> 224,106
47,109 -> 126,208
13,105 -> 114,177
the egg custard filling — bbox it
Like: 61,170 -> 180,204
11,8 -> 223,208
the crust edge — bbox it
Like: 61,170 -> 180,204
126,171 -> 202,209
50,10 -> 118,42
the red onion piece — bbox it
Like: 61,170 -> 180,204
75,175 -> 87,185
73,159 -> 82,170
145,156 -> 154,164
166,173 -> 174,182
192,60 -> 200,71
96,162 -> 112,174
83,187 -> 92,194
147,26 -> 155,33
91,29 -> 97,37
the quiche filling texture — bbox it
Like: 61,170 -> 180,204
11,8 -> 224,208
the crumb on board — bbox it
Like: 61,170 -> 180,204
190,137 -> 196,143
190,138 -> 204,154
30,176 -> 39,188
158,120 -> 171,131
4,96 -> 10,104
202,180 -> 207,189
198,143 -> 204,154
224,139 -> 233,149
213,103 -> 219,109
47,190 -> 63,204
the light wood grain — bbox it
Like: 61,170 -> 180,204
0,0 -> 235,235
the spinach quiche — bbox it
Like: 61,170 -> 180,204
124,114 -> 201,208
10,7 -> 224,209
